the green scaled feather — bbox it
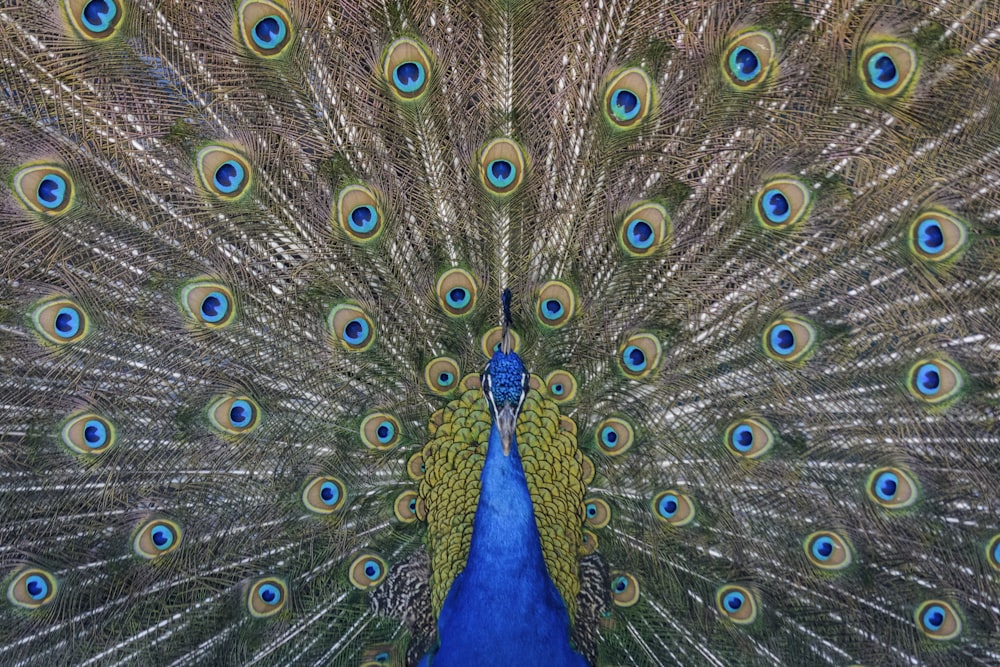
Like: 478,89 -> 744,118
1,1 -> 999,666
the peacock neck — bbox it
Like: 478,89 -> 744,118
424,421 -> 587,666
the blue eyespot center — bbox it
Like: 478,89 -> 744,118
252,15 -> 287,49
731,425 -> 754,452
25,575 -> 48,600
658,495 -> 678,518
763,190 -> 790,223
446,287 -> 470,308
627,219 -> 654,248
438,371 -> 453,386
82,0 -> 117,32
258,583 -> 280,605
320,481 -> 339,505
552,383 -> 564,395
916,363 -> 940,395
344,318 -> 369,344
875,472 -> 898,500
811,536 -> 834,560
611,88 -> 640,121
364,560 -> 382,579
376,421 -> 394,443
200,292 -> 229,323
623,345 -> 647,371
917,219 -> 944,253
37,175 -> 68,208
213,160 -> 245,194
586,503 -> 597,518
84,420 -> 107,448
151,525 -> 173,549
55,306 -> 81,337
730,46 -> 760,81
487,160 -> 515,188
612,576 -> 628,593
393,61 -> 426,93
408,498 -> 417,512
349,205 -> 378,234
868,52 -> 898,88
229,400 -> 253,428
723,591 -> 744,611
542,298 -> 564,319
770,324 -> 795,354
923,605 -> 945,630
601,427 -> 618,446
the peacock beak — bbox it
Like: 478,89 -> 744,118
496,405 -> 518,456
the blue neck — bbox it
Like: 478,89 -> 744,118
421,423 -> 587,667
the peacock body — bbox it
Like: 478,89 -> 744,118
1,0 -> 999,665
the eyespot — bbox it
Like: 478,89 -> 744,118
196,145 -> 251,201
247,577 -> 286,618
208,396 -> 261,435
13,164 -> 75,214
535,281 -> 575,328
906,358 -> 963,405
328,304 -> 375,352
181,281 -> 235,329
61,412 -> 115,455
860,42 -> 917,98
31,297 -> 90,345
754,178 -> 810,230
716,585 -> 757,624
763,316 -> 815,363
360,413 -> 401,450
6,568 -> 58,609
237,0 -> 293,57
479,138 -> 526,196
435,268 -> 478,317
595,417 -> 633,457
349,553 -> 388,589
481,326 -> 522,357
610,571 -> 639,607
424,357 -> 460,395
64,0 -> 123,40
580,529 -> 599,555
620,202 -> 670,256
393,490 -> 420,523
986,534 -> 1000,572
133,519 -> 182,559
382,38 -> 432,101
603,67 -> 653,129
724,417 -> 774,459
915,600 -> 961,640
336,184 -> 384,243
908,209 -> 967,263
543,370 -> 577,404
582,498 -> 610,529
723,31 -> 775,90
866,467 -> 918,509
652,490 -> 695,526
804,531 -> 852,570
579,453 -> 594,484
302,476 -> 346,514
618,332 -> 661,379
406,451 -> 426,480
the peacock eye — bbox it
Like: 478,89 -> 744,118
237,0 -> 293,57
349,553 -> 388,588
302,476 -> 346,514
618,333 -> 661,379
915,600 -> 962,640
393,490 -> 420,523
867,467 -> 917,509
652,490 -> 695,526
716,585 -> 757,623
620,202 -> 670,256
247,578 -> 287,617
436,268 -> 478,317
603,67 -> 653,129
803,531 -> 852,570
424,357 -> 461,394
181,281 -> 236,328
61,413 -> 116,455
479,138 -> 526,196
14,164 -> 75,214
328,304 -> 375,352
133,519 -> 182,559
754,178 -> 811,230
723,31 -> 775,90
31,298 -> 90,345
906,358 -> 963,405
860,42 -> 917,98
544,370 -> 577,403
196,146 -> 252,201
535,281 -> 575,328
908,209 -> 967,263
724,418 -> 774,459
65,0 -> 124,40
209,396 -> 261,435
609,571 -> 639,607
383,38 -> 432,101
361,413 -> 401,450
595,417 -> 634,456
6,568 -> 58,609
763,316 -> 815,363
582,498 -> 610,529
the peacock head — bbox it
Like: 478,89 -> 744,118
481,289 -> 530,456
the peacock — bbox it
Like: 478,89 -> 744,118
1,0 -> 999,664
